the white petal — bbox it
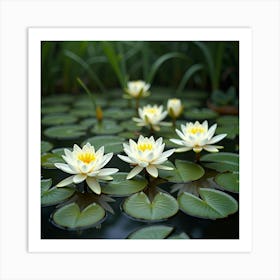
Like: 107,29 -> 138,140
56,175 -> 75,187
175,147 -> 192,152
54,163 -> 77,174
73,144 -> 82,153
207,134 -> 227,144
73,174 -> 87,184
207,123 -> 217,139
146,165 -> 158,178
117,154 -> 135,164
175,129 -> 186,140
193,147 -> 203,153
155,164 -> 174,170
99,153 -> 113,168
86,177 -> 101,194
127,166 -> 143,179
203,145 -> 219,152
169,138 -> 185,146
97,168 -> 119,177
160,149 -> 175,158
97,176 -> 113,181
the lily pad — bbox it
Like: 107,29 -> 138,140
41,104 -> 69,114
123,192 -> 179,221
41,153 -> 64,169
217,115 -> 239,126
118,131 -> 138,139
103,108 -> 135,120
52,202 -> 106,230
159,160 -> 205,183
101,173 -> 147,196
200,152 -> 239,172
178,188 -> 238,219
216,125 -> 239,140
215,173 -> 239,193
91,120 -> 124,135
80,118 -> 98,128
120,120 -> 139,131
109,99 -> 130,108
42,114 -> 78,126
71,108 -> 95,118
82,135 -> 125,153
44,125 -> 86,140
52,147 -> 72,156
168,232 -> 190,239
41,141 -> 53,154
42,95 -> 74,104
41,179 -> 75,206
184,108 -> 218,120
127,225 -> 174,239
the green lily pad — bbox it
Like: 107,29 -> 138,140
118,131 -> 138,139
42,114 -> 78,126
120,120 -> 139,131
159,160 -> 205,183
41,104 -> 70,114
79,118 -> 98,128
91,120 -> 124,135
215,173 -> 239,193
123,191 -> 179,221
103,108 -> 135,120
82,135 -> 125,153
200,152 -> 239,172
216,125 -> 239,140
101,173 -> 147,196
41,153 -> 64,169
52,147 -> 72,156
44,125 -> 86,140
168,232 -> 190,239
217,115 -> 239,126
184,108 -> 218,120
181,99 -> 202,109
127,225 -> 174,239
41,141 -> 53,154
42,95 -> 74,104
178,188 -> 238,219
52,202 -> 106,230
71,108 -> 95,118
41,179 -> 75,206
109,99 -> 130,108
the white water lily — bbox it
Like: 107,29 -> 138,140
167,98 -> 183,118
125,80 -> 150,98
54,143 -> 118,195
118,135 -> 175,179
133,104 -> 170,131
170,120 -> 227,153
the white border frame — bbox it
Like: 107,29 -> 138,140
28,27 -> 252,253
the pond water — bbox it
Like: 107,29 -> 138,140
41,88 -> 239,239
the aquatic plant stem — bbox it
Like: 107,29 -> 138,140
172,117 -> 176,128
135,97 -> 140,113
195,152 -> 201,163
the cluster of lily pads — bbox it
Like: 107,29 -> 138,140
41,81 -> 239,239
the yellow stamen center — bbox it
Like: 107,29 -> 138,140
137,143 -> 153,152
145,108 -> 157,114
78,152 -> 96,164
188,126 -> 205,134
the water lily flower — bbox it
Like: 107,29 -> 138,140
54,143 -> 118,195
125,80 -> 150,99
167,98 -> 183,118
118,135 -> 175,179
133,104 -> 171,131
170,120 -> 227,153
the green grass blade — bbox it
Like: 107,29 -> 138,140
176,64 -> 204,93
76,77 -> 96,109
147,52 -> 189,84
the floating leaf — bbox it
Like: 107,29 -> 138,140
184,108 -> 218,120
41,153 -> 64,169
41,141 -> 53,154
82,135 -> 125,153
118,131 -> 138,139
127,225 -> 174,239
102,173 -> 147,196
216,125 -> 239,140
52,202 -> 106,230
41,104 -> 69,114
42,95 -> 74,104
110,99 -> 130,108
41,179 -> 75,206
120,120 -> 139,131
123,192 -> 179,221
103,108 -> 134,120
217,115 -> 239,126
44,125 -> 86,140
71,108 -> 94,118
200,152 -> 239,172
159,160 -> 205,183
42,114 -> 78,126
80,118 -> 98,128
178,188 -> 238,219
215,173 -> 239,193
91,120 -> 124,135
52,147 -> 72,156
168,232 -> 190,239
